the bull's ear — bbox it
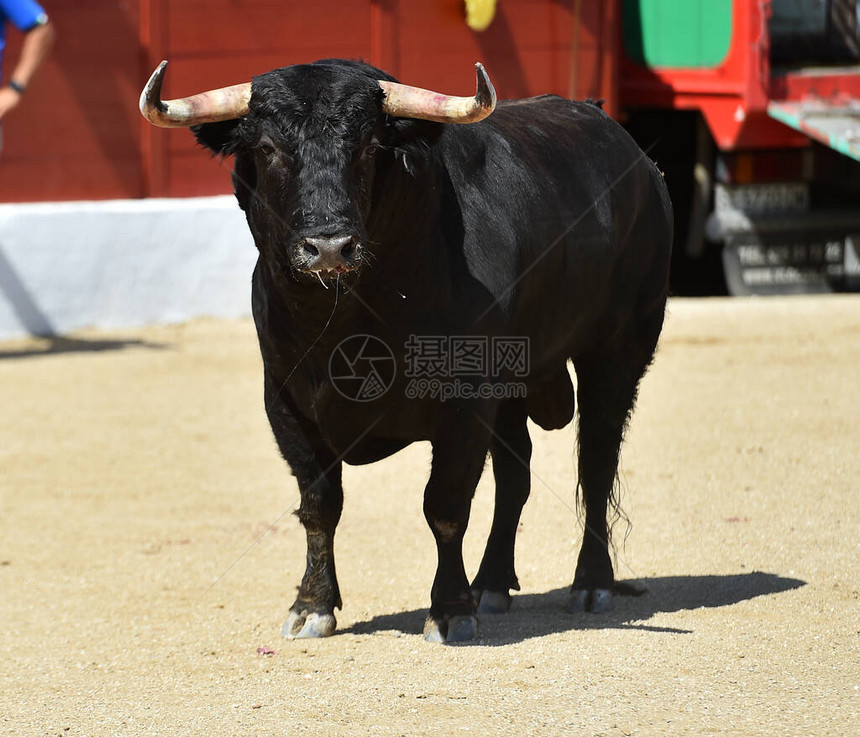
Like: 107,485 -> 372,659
231,153 -> 257,212
385,117 -> 443,173
191,119 -> 242,155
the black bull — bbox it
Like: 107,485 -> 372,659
143,59 -> 672,642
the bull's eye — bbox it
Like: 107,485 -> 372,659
358,144 -> 379,167
257,135 -> 280,161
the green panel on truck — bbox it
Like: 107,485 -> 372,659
622,0 -> 733,68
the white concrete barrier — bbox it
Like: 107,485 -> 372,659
0,196 -> 257,339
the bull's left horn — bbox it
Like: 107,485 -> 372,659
379,63 -> 496,124
139,60 -> 252,128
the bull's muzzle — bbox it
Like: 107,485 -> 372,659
297,234 -> 361,278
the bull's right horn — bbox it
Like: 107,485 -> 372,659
139,60 -> 252,128
379,63 -> 496,124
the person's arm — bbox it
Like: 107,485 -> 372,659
0,19 -> 55,120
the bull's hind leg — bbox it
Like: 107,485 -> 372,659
570,314 -> 662,613
471,398 -> 532,614
264,373 -> 343,639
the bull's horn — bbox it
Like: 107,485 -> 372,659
139,60 -> 252,128
379,63 -> 496,124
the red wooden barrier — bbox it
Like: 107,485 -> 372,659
0,1 -> 618,203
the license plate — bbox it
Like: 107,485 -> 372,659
715,183 -> 810,215
722,235 -> 860,296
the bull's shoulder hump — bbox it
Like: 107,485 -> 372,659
489,95 -> 609,130
497,94 -> 563,108
496,95 -> 604,114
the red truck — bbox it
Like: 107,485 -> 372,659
617,0 -> 860,295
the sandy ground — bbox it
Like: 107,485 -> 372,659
1,295 -> 859,736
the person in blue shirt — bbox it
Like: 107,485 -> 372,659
0,0 -> 54,151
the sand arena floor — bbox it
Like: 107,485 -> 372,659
1,296 -> 858,735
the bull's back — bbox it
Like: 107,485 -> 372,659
443,96 -> 672,364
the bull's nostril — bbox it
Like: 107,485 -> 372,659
300,234 -> 358,271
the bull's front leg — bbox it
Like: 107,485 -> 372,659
264,372 -> 343,639
423,408 -> 492,643
283,455 -> 343,639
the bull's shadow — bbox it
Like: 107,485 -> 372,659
342,572 -> 805,645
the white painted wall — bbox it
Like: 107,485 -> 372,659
0,196 -> 257,339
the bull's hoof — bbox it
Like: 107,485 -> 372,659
423,614 -> 479,644
281,610 -> 337,639
567,588 -> 613,613
472,589 -> 512,615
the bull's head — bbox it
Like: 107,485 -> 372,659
140,60 -> 495,283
